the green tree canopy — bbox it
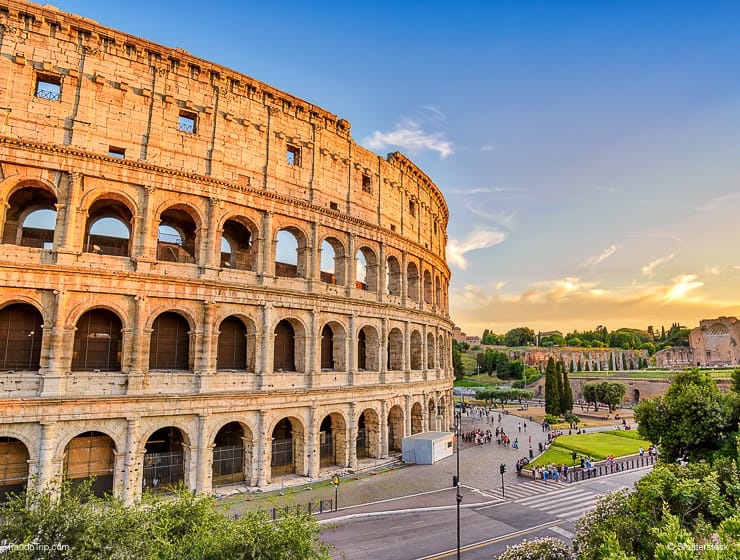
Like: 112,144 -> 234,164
504,327 -> 536,347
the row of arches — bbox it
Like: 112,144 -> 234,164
0,303 -> 449,373
2,183 -> 448,308
0,399 -> 449,501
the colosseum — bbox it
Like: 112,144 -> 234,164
0,0 -> 453,503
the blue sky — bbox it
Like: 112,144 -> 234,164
51,0 -> 740,335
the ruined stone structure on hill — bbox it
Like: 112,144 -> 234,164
507,347 -> 648,372
0,0 -> 453,503
655,316 -> 740,368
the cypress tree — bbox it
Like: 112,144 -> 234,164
544,357 -> 560,415
561,364 -> 573,413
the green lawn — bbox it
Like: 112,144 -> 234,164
569,370 -> 733,380
455,376 -> 506,388
526,430 -> 652,469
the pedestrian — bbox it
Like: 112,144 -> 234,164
518,422 -> 521,432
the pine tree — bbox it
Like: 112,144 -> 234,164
585,361 -> 590,371
577,359 -> 582,372
609,354 -> 614,370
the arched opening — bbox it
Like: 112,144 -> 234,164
387,328 -> 403,371
411,403 -> 424,434
149,312 -> 190,371
157,207 -> 197,264
275,229 -> 306,279
2,186 -> 57,248
356,409 -> 380,459
271,418 -> 304,478
633,389 -> 640,403
320,324 -> 334,370
85,198 -> 133,256
274,320 -> 295,372
407,262 -> 419,302
63,431 -> 115,497
216,316 -> 247,371
410,330 -> 422,370
0,437 -> 29,501
72,309 -> 123,371
387,405 -> 404,453
320,238 -> 345,285
355,247 -> 378,291
319,416 -> 335,468
423,270 -> 433,304
143,427 -> 185,492
221,218 -> 255,271
0,303 -> 43,371
213,422 -> 251,486
386,256 -> 401,296
357,325 -> 379,372
427,332 -> 436,369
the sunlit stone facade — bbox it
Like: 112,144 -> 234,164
0,0 -> 453,502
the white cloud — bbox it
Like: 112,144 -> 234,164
696,192 -> 740,212
664,274 -> 703,302
581,245 -> 617,267
447,228 -> 506,270
704,265 -> 721,276
363,118 -> 453,158
641,253 -> 675,278
480,144 -> 495,151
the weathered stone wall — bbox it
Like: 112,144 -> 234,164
0,0 -> 454,503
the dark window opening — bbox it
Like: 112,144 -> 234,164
35,74 -> 61,101
286,145 -> 301,167
71,309 -> 123,372
0,304 -> 43,371
362,174 -> 372,193
149,313 -> 190,371
409,200 -> 416,218
329,202 -> 339,211
108,146 -> 125,158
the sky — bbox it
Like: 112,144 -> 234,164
48,0 -> 740,336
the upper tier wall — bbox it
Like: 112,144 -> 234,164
0,0 -> 448,264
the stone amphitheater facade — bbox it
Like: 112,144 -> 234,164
0,0 -> 454,503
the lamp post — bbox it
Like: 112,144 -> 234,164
453,409 -> 462,560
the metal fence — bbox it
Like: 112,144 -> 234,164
566,454 -> 656,482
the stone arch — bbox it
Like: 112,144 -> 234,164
387,404 -> 404,452
71,308 -> 124,372
356,408 -> 380,459
633,388 -> 640,403
355,246 -> 378,292
270,416 -> 305,478
387,327 -> 404,371
320,320 -> 347,371
216,315 -> 251,371
0,437 -> 30,501
357,324 -> 380,372
410,330 -> 423,370
407,261 -> 419,301
273,317 -> 307,373
81,193 -> 136,257
156,204 -> 202,264
411,402 -> 424,434
220,215 -> 259,271
423,269 -> 433,304
63,431 -> 116,497
212,421 -> 253,486
385,255 -> 401,296
2,180 -> 58,247
142,426 -> 189,492
319,412 -> 348,469
319,236 -> 346,286
426,332 -> 436,369
275,225 -> 309,279
149,311 -> 191,371
0,302 -> 44,371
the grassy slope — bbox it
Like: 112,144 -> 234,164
527,431 -> 652,468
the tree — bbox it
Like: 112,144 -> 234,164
635,369 -> 735,461
544,357 -> 561,416
560,362 -> 573,413
452,344 -> 465,381
504,327 -> 536,347
582,381 -> 626,412
732,368 -> 740,394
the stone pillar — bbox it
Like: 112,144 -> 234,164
405,394 -> 412,437
346,232 -> 355,296
257,410 -> 269,486
122,417 -> 140,505
380,400 -> 389,458
40,289 -> 66,397
306,406 -> 319,478
380,318 -> 388,383
36,422 -> 58,492
258,304 -> 273,389
309,308 -> 320,387
404,320 -> 410,381
127,295 -> 146,394
400,251 -> 408,304
198,301 -> 217,392
348,314 -> 356,385
202,197 -> 222,275
306,221 -> 318,289
195,414 -> 213,495
0,199 -> 9,237
348,401 -> 358,470
377,242 -> 386,302
133,185 -> 156,269
260,211 -> 273,282
55,172 -> 82,260
421,393 -> 429,432
421,324 -> 428,380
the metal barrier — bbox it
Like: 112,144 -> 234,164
568,454 -> 655,482
269,499 -> 334,520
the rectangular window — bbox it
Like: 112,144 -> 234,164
178,111 -> 196,134
409,200 -> 416,218
329,202 -> 339,211
390,224 -> 396,232
361,174 -> 372,193
35,74 -> 61,101
286,145 -> 301,167
108,146 -> 125,158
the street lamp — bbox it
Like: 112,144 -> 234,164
452,409 -> 463,560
